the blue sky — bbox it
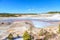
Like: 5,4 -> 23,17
0,0 -> 60,13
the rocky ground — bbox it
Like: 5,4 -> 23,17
0,14 -> 60,40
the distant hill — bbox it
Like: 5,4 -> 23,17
0,13 -> 37,17
48,11 -> 60,14
0,12 -> 60,17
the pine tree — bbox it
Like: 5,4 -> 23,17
23,31 -> 31,40
59,24 -> 60,33
7,33 -> 13,40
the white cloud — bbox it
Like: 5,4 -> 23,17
28,9 -> 31,11
28,8 -> 34,11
